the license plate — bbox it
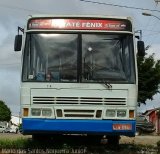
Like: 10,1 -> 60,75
113,124 -> 132,130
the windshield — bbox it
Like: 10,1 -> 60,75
22,33 -> 135,83
136,116 -> 148,122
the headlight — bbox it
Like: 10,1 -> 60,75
42,109 -> 52,117
31,109 -> 41,116
106,110 -> 116,117
117,110 -> 126,117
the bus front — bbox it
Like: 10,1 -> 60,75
15,16 -> 143,143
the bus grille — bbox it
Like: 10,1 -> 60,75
32,97 -> 126,105
55,108 -> 102,119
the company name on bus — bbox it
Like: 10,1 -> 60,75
28,19 -> 130,31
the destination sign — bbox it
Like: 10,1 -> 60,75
28,18 -> 132,31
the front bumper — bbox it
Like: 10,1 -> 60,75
22,118 -> 136,137
140,127 -> 156,133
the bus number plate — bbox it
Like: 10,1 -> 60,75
113,124 -> 132,130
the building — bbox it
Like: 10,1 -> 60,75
11,115 -> 22,126
143,108 -> 160,134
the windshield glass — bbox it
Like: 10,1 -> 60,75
22,33 -> 135,83
136,116 -> 148,122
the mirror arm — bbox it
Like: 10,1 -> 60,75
18,26 -> 24,35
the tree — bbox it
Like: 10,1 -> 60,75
137,53 -> 160,105
0,100 -> 11,122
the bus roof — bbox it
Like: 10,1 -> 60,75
27,15 -> 132,21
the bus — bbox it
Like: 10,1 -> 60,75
14,15 -> 145,144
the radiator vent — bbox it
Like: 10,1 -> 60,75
32,97 -> 126,105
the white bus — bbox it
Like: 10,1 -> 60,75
14,15 -> 145,144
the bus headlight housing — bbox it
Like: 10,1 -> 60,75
42,109 -> 52,117
106,110 -> 116,117
31,108 -> 41,116
117,110 -> 126,117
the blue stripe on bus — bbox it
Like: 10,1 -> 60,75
22,118 -> 136,137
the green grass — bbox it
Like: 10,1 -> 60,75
0,138 -> 29,149
0,138 -> 159,154
0,138 -> 80,150
0,138 -> 86,154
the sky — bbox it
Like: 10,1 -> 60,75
0,0 -> 160,115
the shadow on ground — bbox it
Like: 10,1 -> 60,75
22,135 -> 160,154
0,135 -> 159,154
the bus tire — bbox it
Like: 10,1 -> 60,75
87,135 -> 103,144
32,134 -> 51,141
135,128 -> 141,136
107,135 -> 120,146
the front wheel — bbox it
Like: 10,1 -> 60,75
107,135 -> 120,146
135,128 -> 142,136
32,134 -> 51,141
87,135 -> 104,144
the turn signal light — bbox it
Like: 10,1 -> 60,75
129,110 -> 134,118
23,108 -> 29,117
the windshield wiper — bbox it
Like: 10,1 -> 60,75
102,80 -> 112,89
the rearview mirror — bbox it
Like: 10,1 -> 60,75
14,35 -> 22,51
137,41 -> 145,57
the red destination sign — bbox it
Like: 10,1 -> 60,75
28,18 -> 131,31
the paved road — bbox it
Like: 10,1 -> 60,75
120,135 -> 160,146
0,133 -> 159,146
